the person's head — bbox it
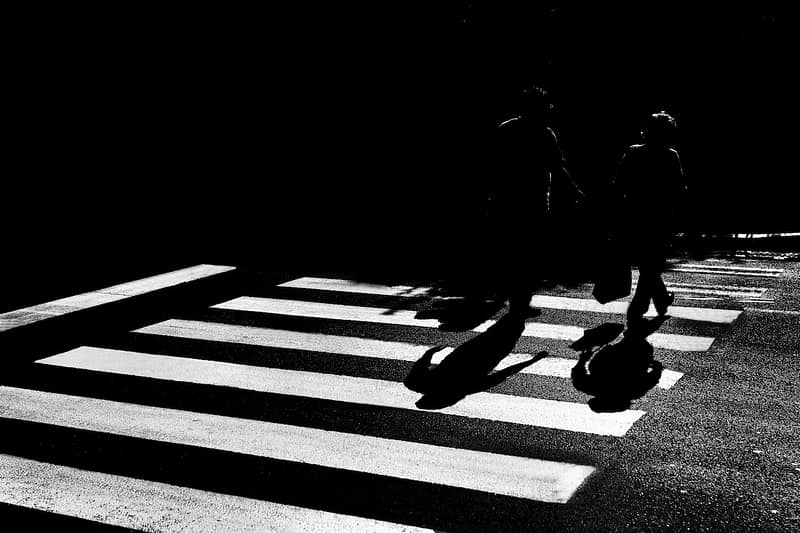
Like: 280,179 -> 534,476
518,84 -> 553,122
641,111 -> 677,148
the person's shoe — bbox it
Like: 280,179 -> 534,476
655,292 -> 675,316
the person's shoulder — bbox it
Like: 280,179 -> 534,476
622,143 -> 645,159
497,116 -> 522,129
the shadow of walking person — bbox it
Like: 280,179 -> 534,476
404,312 -> 548,409
415,294 -> 506,331
570,317 -> 668,413
569,322 -> 626,352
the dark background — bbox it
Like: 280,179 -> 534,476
5,3 -> 797,268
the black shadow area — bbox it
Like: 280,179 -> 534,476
404,312 -> 548,409
570,317 -> 668,412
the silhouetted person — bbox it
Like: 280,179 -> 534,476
488,85 -> 583,315
571,330 -> 663,412
404,312 -> 548,409
614,111 -> 686,326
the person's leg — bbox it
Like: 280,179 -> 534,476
648,236 -> 673,315
626,267 -> 653,323
506,217 -> 543,317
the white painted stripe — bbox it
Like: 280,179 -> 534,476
98,264 -> 237,296
743,307 -> 800,316
635,332 -> 713,352
278,278 -> 741,323
213,297 -> 716,352
38,347 -> 645,436
214,296 -> 447,328
0,310 -> 62,331
530,295 -> 740,323
0,264 -> 236,332
280,277 -> 431,297
135,319 -> 684,389
634,281 -> 765,298
732,252 -> 799,260
292,275 -> 765,299
733,232 -> 800,238
673,263 -> 784,273
0,386 -> 596,503
22,292 -> 129,316
667,268 -> 780,278
0,453 -> 431,533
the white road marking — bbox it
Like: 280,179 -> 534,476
743,308 -> 800,316
279,278 -> 741,323
672,263 -> 784,273
213,297 -> 716,352
530,295 -> 739,323
733,232 -> 800,239
0,264 -> 236,332
38,347 -> 646,437
0,453 -> 432,532
280,277 -> 431,297
668,263 -> 783,278
633,281 -> 765,299
0,386 -> 596,503
666,268 -> 780,278
97,264 -> 237,296
135,319 -> 684,389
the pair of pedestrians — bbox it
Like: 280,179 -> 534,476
489,87 -> 686,326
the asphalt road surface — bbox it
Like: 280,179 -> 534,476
1,250 -> 798,532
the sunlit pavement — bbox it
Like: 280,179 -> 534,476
0,251 -> 798,532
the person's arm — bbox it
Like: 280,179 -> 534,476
669,148 -> 689,224
613,147 -> 633,202
672,148 -> 687,197
546,128 -> 585,212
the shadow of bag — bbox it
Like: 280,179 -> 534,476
591,238 -> 632,304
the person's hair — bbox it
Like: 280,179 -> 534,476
642,111 -> 677,147
519,84 -> 554,119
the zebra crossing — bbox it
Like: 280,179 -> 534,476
0,261 -> 784,530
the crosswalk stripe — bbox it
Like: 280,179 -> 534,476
38,347 -> 646,436
672,263 -> 784,273
0,264 -> 236,332
743,307 -> 800,316
667,263 -> 783,278
633,280 -> 765,299
135,319 -> 684,389
279,277 -> 431,297
732,232 -> 800,239
0,386 -> 597,503
666,268 -> 780,278
213,297 -> 716,352
728,251 -> 799,261
0,453 -> 432,532
278,277 -> 741,323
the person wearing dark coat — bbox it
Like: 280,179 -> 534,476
614,111 -> 687,325
489,86 -> 584,315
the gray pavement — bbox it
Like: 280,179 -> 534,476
0,251 -> 798,531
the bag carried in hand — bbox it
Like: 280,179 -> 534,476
591,238 -> 632,304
